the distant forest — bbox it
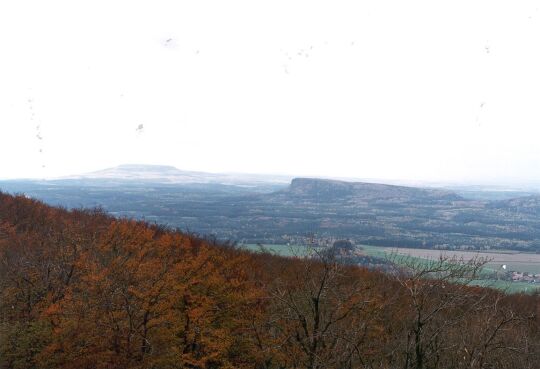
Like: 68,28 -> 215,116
0,192 -> 539,369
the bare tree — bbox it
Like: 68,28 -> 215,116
388,254 -> 487,369
388,253 -> 532,369
260,247 -> 382,369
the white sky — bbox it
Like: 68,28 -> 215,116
1,0 -> 540,183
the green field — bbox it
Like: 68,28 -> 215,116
475,280 -> 540,294
360,245 -> 540,294
240,243 -> 540,294
360,245 -> 540,274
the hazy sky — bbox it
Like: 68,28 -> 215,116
1,1 -> 540,183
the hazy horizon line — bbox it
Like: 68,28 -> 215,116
2,163 -> 540,189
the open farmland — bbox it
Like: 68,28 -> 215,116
240,244 -> 540,294
240,244 -> 540,275
363,245 -> 540,274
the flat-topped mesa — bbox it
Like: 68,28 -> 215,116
288,178 -> 357,197
115,164 -> 181,171
64,164 -> 292,187
88,164 -> 190,177
287,177 -> 462,201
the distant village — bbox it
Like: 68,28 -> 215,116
510,271 -> 540,283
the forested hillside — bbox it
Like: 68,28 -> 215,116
0,192 -> 539,369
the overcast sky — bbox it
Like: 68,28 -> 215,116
1,1 -> 540,183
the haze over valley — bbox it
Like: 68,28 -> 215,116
3,164 -> 540,253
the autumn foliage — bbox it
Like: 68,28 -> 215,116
0,192 -> 539,369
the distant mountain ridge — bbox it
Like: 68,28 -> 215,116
43,165 -> 540,200
285,178 -> 463,202
65,164 -> 293,186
